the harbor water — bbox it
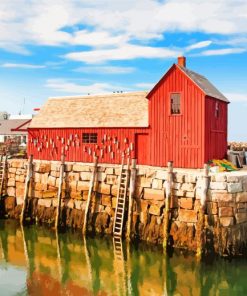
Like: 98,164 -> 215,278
0,220 -> 247,296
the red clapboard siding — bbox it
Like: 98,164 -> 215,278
204,96 -> 228,162
148,66 -> 205,168
28,127 -> 149,164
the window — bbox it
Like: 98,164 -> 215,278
215,102 -> 219,118
82,133 -> 98,143
171,93 -> 181,114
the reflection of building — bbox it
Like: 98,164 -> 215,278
0,118 -> 31,144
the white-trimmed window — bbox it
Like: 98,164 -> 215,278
82,133 -> 97,143
171,93 -> 181,114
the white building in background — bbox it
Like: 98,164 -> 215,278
0,116 -> 32,144
9,114 -> 32,120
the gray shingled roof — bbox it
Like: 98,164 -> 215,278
177,65 -> 229,103
0,119 -> 29,135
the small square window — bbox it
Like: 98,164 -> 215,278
171,93 -> 181,114
82,133 -> 97,144
215,102 -> 219,118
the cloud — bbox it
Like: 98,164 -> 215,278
200,48 -> 246,56
1,63 -> 46,69
65,44 -> 181,64
186,40 -> 212,51
74,66 -> 135,74
0,0 -> 247,55
45,78 -> 128,94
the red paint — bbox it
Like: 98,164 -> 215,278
135,134 -> 149,164
28,127 -> 148,164
147,65 -> 228,168
28,64 -> 228,168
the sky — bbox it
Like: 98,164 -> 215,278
0,0 -> 246,141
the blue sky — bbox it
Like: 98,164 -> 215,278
0,0 -> 246,141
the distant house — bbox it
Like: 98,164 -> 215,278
28,57 -> 229,168
0,119 -> 31,144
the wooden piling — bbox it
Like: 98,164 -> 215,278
196,163 -> 210,260
83,156 -> 98,235
20,155 -> 33,224
163,161 -> 173,251
0,153 -> 8,197
126,158 -> 137,240
55,154 -> 65,229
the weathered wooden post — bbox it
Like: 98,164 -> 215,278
163,161 -> 173,251
0,153 -> 8,197
20,155 -> 33,224
83,156 -> 98,235
196,163 -> 210,260
126,158 -> 137,240
55,154 -> 65,229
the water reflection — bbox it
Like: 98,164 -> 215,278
0,220 -> 247,295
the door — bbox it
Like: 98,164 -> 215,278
135,134 -> 149,165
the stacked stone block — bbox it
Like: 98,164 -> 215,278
3,159 -> 247,256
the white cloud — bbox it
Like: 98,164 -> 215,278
74,66 -> 135,74
45,78 -> 128,94
0,0 -> 247,55
65,44 -> 181,63
1,63 -> 46,69
201,48 -> 246,56
186,40 -> 212,51
225,92 -> 247,102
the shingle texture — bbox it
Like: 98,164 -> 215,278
29,91 -> 149,128
178,65 -> 229,103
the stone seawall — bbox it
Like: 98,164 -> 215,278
3,159 -> 247,256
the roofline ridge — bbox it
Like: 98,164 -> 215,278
49,90 -> 148,100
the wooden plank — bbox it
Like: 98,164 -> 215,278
20,155 -> 33,224
196,163 -> 209,260
113,157 -> 124,235
0,154 -> 8,196
82,156 -> 98,235
126,159 -> 137,241
163,161 -> 173,250
55,154 -> 65,229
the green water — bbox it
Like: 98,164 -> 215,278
0,220 -> 247,296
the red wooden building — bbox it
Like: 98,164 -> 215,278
28,57 -> 229,168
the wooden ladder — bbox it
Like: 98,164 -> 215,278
113,157 -> 130,237
0,154 -> 8,197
